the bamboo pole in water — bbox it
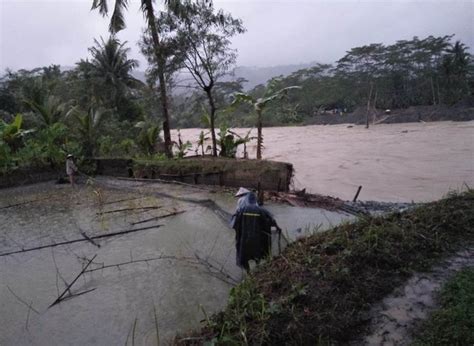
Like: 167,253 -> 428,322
0,224 -> 162,257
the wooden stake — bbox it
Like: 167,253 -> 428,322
353,185 -> 363,202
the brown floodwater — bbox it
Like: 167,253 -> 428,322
176,121 -> 474,202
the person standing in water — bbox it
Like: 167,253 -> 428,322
231,191 -> 279,271
66,154 -> 78,187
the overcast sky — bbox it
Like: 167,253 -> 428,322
0,0 -> 473,72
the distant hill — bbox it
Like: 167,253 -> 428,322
60,62 -> 317,91
232,62 -> 316,90
130,62 -> 318,91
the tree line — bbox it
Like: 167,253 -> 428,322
0,0 -> 251,173
221,35 -> 473,128
1,0 -> 473,174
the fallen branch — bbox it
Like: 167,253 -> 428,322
59,288 -> 97,303
102,196 -> 144,205
84,255 -> 197,273
80,230 -> 101,248
97,206 -> 162,215
6,286 -> 40,314
25,301 -> 33,330
193,252 -> 239,285
130,210 -> 186,225
49,254 -> 97,308
0,224 -> 162,257
0,196 -> 53,210
116,176 -> 212,190
51,249 -> 71,296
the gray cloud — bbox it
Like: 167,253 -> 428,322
1,0 -> 472,72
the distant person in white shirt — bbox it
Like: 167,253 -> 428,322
66,154 -> 78,187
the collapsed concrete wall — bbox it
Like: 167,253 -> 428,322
94,158 -> 133,177
104,157 -> 294,192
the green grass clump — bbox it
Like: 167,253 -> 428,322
178,190 -> 474,345
413,267 -> 474,345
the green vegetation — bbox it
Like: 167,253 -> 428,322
220,35 -> 473,127
1,3 -> 473,172
413,268 -> 474,345
180,190 -> 474,345
231,81 -> 301,159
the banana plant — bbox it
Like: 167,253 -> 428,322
218,125 -> 247,158
135,120 -> 162,156
0,114 -> 34,152
231,85 -> 301,159
174,130 -> 192,158
195,130 -> 210,156
228,129 -> 256,159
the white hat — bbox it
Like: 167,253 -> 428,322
67,154 -> 74,158
235,187 -> 250,197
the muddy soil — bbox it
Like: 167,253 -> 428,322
0,178 -> 350,345
361,247 -> 474,345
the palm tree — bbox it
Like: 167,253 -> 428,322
232,85 -> 301,159
85,37 -> 141,112
68,106 -> 107,157
91,0 -> 175,157
442,41 -> 472,103
24,95 -> 69,127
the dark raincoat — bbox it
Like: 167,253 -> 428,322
231,193 -> 277,270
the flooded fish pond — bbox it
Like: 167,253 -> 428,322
0,178 -> 350,345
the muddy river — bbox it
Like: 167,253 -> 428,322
176,121 -> 474,202
0,178 -> 350,345
1,120 -> 472,345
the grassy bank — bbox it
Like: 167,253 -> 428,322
413,267 -> 474,345
179,190 -> 474,345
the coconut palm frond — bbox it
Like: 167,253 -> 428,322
91,0 -> 109,15
110,0 -> 129,33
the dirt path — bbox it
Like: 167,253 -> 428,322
362,247 -> 474,345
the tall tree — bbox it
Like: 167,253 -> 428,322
441,41 -> 472,104
91,0 -> 175,157
80,37 -> 141,117
173,0 -> 245,156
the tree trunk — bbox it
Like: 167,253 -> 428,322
205,88 -> 218,156
436,79 -> 441,105
144,0 -> 173,158
373,87 -> 378,123
256,110 -> 263,159
430,76 -> 436,105
366,82 -> 373,129
158,71 -> 172,158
